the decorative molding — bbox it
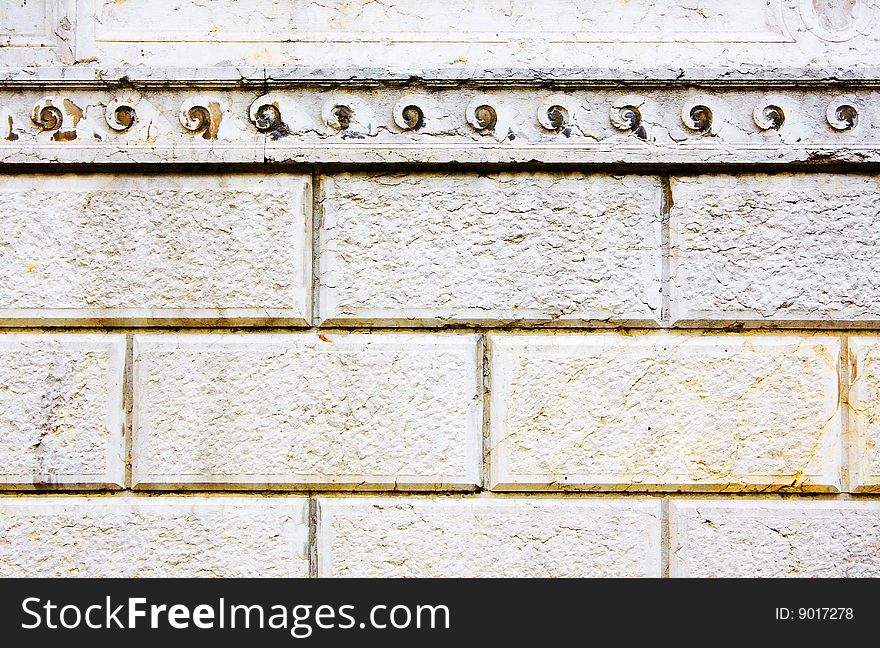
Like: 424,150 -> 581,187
0,0 -> 75,66
680,98 -> 718,136
393,100 -> 425,132
105,97 -> 137,132
826,98 -> 860,131
796,0 -> 878,43
753,102 -> 786,131
4,67 -> 880,90
320,97 -> 378,138
4,1 -> 880,72
0,85 -> 875,164
537,95 -> 577,136
466,95 -> 514,143
31,96 -> 82,142
610,96 -> 648,140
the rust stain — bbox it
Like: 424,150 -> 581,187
203,102 -> 222,140
5,116 -> 17,141
318,334 -> 333,343
62,99 -> 83,127
52,130 -> 77,142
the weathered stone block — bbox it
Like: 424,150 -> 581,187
0,497 -> 309,577
0,334 -> 125,489
489,333 -> 842,491
670,174 -> 880,326
846,336 -> 880,491
317,497 -> 661,577
318,173 -> 662,326
670,500 -> 880,577
132,333 -> 481,489
0,174 -> 311,325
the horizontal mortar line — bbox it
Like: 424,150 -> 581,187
3,162 -> 880,174
0,490 -> 872,500
0,325 -> 874,334
3,145 -> 880,153
0,319 -> 878,329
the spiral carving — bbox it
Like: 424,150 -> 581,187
537,95 -> 577,136
608,96 -> 651,140
610,105 -> 641,132
466,97 -> 505,138
105,100 -> 137,132
401,105 -> 424,131
682,103 -> 714,134
249,94 -> 295,137
33,104 -> 63,131
320,97 -> 377,137
31,98 -> 82,142
331,105 -> 353,130
394,96 -> 433,132
545,105 -> 568,131
113,106 -> 136,131
826,100 -> 859,131
179,99 -> 223,140
182,106 -> 209,132
253,104 -> 282,132
753,104 -> 785,131
474,104 -> 497,131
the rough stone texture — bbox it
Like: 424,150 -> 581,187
0,174 -> 311,325
489,333 -> 842,492
0,497 -> 309,577
319,173 -> 662,325
317,497 -> 661,577
846,336 -> 880,491
4,0 -> 880,583
670,175 -> 880,326
132,333 -> 482,489
670,500 -> 880,577
0,335 -> 125,489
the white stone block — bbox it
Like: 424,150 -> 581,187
670,174 -> 880,326
0,174 -> 311,325
132,333 -> 482,490
845,336 -> 880,491
670,500 -> 880,577
318,173 -> 662,326
317,497 -> 661,577
489,333 -> 842,491
0,497 -> 309,577
0,334 -> 125,489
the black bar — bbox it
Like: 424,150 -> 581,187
0,578 -> 873,645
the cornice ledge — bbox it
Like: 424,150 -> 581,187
2,66 -> 880,89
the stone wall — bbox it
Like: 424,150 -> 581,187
2,0 -> 880,577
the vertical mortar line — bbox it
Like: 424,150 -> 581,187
660,498 -> 670,578
262,68 -> 269,164
480,332 -> 491,492
840,333 -> 852,495
308,165 -> 322,576
659,175 -> 673,328
308,496 -> 319,578
311,167 -> 322,328
122,333 -> 134,490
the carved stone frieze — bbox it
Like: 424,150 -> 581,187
0,82 -> 875,164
